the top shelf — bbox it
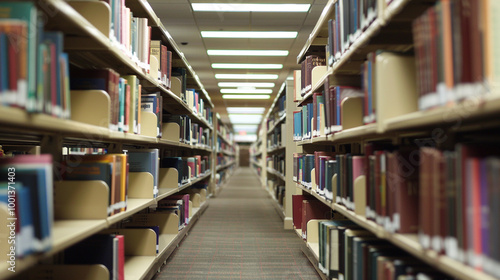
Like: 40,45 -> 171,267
44,0 -> 213,112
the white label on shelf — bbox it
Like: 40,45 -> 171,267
444,237 -> 458,260
419,91 -> 439,111
336,196 -> 341,204
431,235 -> 442,253
393,213 -> 400,232
419,232 -> 431,249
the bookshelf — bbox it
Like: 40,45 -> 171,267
291,0 -> 500,280
212,114 -> 237,197
250,80 -> 296,229
0,0 -> 217,279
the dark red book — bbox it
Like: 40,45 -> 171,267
292,195 -> 304,229
301,199 -> 331,240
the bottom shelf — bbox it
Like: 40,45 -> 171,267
300,242 -> 329,280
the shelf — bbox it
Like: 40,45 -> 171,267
331,204 -> 499,280
296,182 -> 333,210
384,95 -> 500,133
156,171 -> 212,201
218,149 -> 235,157
266,145 -> 285,154
107,198 -> 156,226
266,168 -> 286,182
267,113 -> 287,134
300,242 -> 329,280
216,161 -> 235,172
250,159 -> 261,166
217,131 -> 233,146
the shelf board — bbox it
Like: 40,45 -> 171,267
384,95 -> 500,133
107,198 -> 156,226
307,242 -> 320,262
267,113 -> 287,134
216,161 -> 235,172
266,145 -> 285,154
124,256 -> 156,280
300,242 -> 329,280
156,172 -> 211,200
267,168 -> 286,182
296,182 -> 334,210
298,69 -> 333,106
217,131 -> 233,146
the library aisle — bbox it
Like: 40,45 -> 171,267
154,167 -> 321,280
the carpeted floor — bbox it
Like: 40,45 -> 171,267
153,167 -> 321,280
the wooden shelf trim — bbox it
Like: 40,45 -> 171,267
267,113 -> 287,134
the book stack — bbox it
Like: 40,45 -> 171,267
0,2 -> 71,118
161,156 -> 211,187
157,194 -> 190,230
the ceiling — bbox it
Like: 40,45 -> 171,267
149,0 -> 328,139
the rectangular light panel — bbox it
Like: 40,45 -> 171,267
201,31 -> 298,38
207,50 -> 289,56
192,4 -> 310,12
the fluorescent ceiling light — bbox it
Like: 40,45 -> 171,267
223,95 -> 271,99
215,74 -> 278,80
212,63 -> 283,69
229,115 -> 262,124
201,31 -> 298,39
207,50 -> 289,56
192,3 -> 310,12
234,134 -> 258,142
227,107 -> 266,114
221,89 -> 272,94
234,125 -> 258,132
219,82 -> 275,88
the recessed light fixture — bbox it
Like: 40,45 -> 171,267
227,107 -> 266,114
215,74 -> 279,80
233,125 -> 258,132
201,31 -> 298,39
222,95 -> 271,99
219,82 -> 275,88
229,114 -> 262,124
212,63 -> 283,69
220,89 -> 272,94
207,50 -> 289,56
192,3 -> 311,12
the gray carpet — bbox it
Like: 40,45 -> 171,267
154,167 -> 321,280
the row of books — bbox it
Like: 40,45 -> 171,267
164,114 -> 212,147
161,156 -> 211,186
0,2 -> 71,118
292,196 -> 452,280
267,179 -> 285,208
102,0 -> 151,72
267,122 -> 285,149
413,0 -> 500,110
325,0 -> 379,68
266,153 -> 285,177
293,142 -> 500,278
217,121 -> 233,143
266,94 -> 286,130
216,137 -> 235,154
216,154 -> 232,167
